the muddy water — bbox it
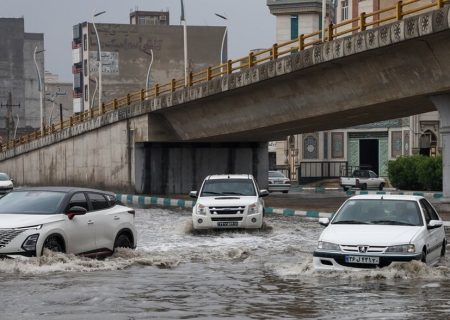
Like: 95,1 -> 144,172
0,208 -> 449,319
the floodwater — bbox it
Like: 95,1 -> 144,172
1,208 -> 450,319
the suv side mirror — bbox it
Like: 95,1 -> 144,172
259,189 -> 269,197
427,220 -> 443,229
319,217 -> 330,226
67,206 -> 87,220
189,191 -> 198,198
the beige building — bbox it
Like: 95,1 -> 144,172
267,0 -> 440,182
72,10 -> 225,113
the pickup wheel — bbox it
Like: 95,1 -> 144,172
342,186 -> 348,191
378,183 -> 385,191
360,183 -> 367,190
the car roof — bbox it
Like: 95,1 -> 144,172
349,194 -> 423,201
206,174 -> 253,180
12,186 -> 115,196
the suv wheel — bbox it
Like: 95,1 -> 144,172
43,235 -> 64,254
114,234 -> 132,250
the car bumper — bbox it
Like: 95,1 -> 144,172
268,184 -> 291,192
313,250 -> 422,271
0,187 -> 13,194
192,213 -> 263,230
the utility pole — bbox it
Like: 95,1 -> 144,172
1,92 -> 20,141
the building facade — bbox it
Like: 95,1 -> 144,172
267,0 -> 441,182
0,18 -> 45,142
72,11 -> 226,113
44,72 -> 73,126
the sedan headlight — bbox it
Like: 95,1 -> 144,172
248,202 -> 259,214
386,244 -> 415,254
196,204 -> 207,215
318,241 -> 340,251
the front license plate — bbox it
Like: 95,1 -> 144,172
345,255 -> 379,264
217,221 -> 238,227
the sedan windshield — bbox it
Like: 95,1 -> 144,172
0,191 -> 66,214
332,199 -> 423,226
201,179 -> 256,196
269,171 -> 286,178
0,173 -> 11,181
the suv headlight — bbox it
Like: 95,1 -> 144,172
318,241 -> 340,251
386,244 -> 415,254
248,202 -> 259,214
196,204 -> 207,215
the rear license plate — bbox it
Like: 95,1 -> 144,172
345,255 -> 379,264
217,221 -> 238,227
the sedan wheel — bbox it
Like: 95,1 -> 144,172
43,235 -> 64,253
421,249 -> 427,263
378,183 -> 385,191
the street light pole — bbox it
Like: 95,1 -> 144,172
180,0 -> 188,86
322,0 -> 326,41
215,13 -> 228,64
145,49 -> 154,92
93,10 -> 106,111
33,46 -> 45,136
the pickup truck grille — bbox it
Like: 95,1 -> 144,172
341,245 -> 387,253
211,217 -> 243,222
209,206 -> 245,215
0,229 -> 25,248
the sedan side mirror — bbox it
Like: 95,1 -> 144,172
427,220 -> 443,229
67,206 -> 87,220
319,217 -> 330,226
259,189 -> 269,197
189,191 -> 198,198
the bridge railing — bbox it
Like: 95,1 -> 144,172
1,0 -> 448,153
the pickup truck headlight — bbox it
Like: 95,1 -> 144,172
386,244 -> 415,254
318,241 -> 340,251
248,203 -> 259,214
196,204 -> 207,215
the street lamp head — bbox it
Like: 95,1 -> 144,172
215,13 -> 227,20
94,10 -> 106,17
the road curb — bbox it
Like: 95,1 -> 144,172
116,193 -> 334,220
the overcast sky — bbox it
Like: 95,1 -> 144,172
1,0 -> 275,82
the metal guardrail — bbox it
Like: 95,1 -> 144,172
1,0 -> 448,152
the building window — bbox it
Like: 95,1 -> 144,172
332,132 -> 344,158
83,59 -> 88,76
290,15 -> 298,40
84,85 -> 88,102
304,135 -> 318,159
324,132 -> 328,159
83,34 -> 87,51
341,0 -> 349,21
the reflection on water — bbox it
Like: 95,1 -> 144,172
0,208 -> 449,319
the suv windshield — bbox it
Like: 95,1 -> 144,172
332,199 -> 423,226
0,173 -> 11,181
200,179 -> 256,196
0,191 -> 66,214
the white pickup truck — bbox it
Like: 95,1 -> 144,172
340,169 -> 386,191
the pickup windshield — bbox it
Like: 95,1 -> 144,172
332,199 -> 423,226
200,179 -> 256,197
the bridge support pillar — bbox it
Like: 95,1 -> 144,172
134,142 -> 269,195
430,94 -> 450,207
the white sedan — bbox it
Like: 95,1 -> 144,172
0,187 -> 136,258
314,195 -> 446,271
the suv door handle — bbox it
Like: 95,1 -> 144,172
114,216 -> 120,220
88,220 -> 94,225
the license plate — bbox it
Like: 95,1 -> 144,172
217,221 -> 238,227
345,255 -> 379,264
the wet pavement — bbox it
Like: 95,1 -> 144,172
1,208 -> 450,319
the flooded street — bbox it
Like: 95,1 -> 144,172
1,208 -> 450,319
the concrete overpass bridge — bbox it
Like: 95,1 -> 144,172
1,1 -> 450,197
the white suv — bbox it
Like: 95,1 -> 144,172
0,187 -> 136,258
190,174 -> 269,230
